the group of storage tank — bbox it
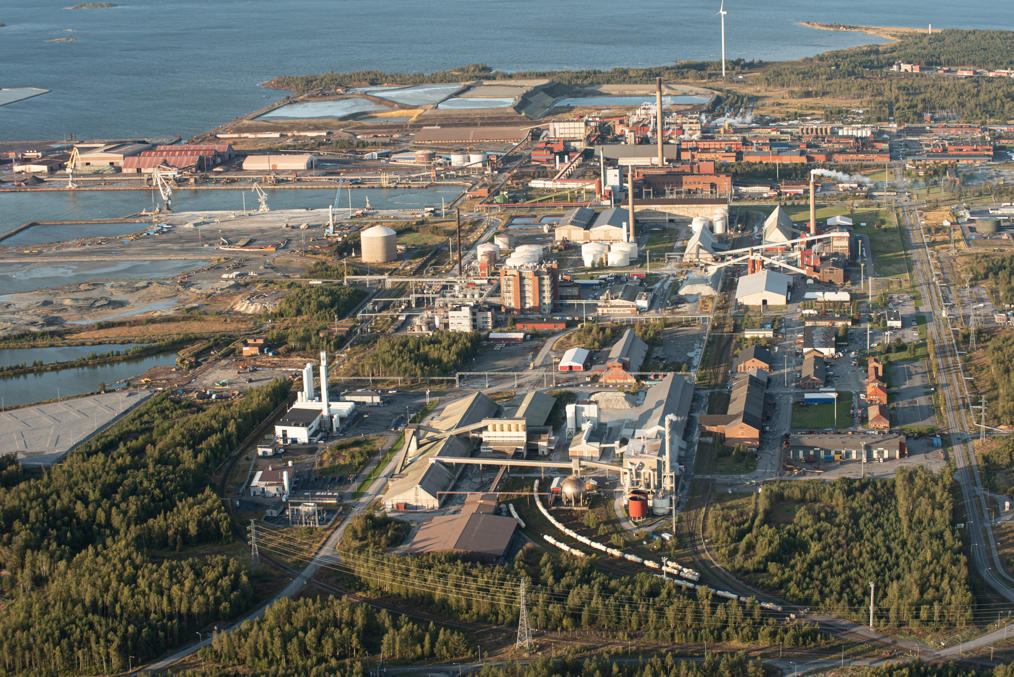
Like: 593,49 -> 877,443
582,241 -> 638,268
505,244 -> 543,267
360,225 -> 397,263
689,209 -> 729,236
449,152 -> 487,168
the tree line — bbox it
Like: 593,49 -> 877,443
0,380 -> 290,674
191,595 -> 471,676
271,284 -> 365,322
709,468 -> 973,629
355,331 -> 481,378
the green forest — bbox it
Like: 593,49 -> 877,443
967,256 -> 1014,307
271,284 -> 365,322
192,595 -> 471,676
969,330 -> 1014,425
355,331 -> 481,377
708,469 -> 973,629
0,381 -> 290,675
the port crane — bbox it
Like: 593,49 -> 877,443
65,147 -> 79,189
252,183 -> 269,212
152,168 -> 175,211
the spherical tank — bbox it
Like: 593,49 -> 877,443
978,217 -> 1000,234
360,225 -> 397,263
561,476 -> 584,504
449,153 -> 469,167
628,495 -> 648,519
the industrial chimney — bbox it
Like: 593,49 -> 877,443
319,350 -> 330,431
627,168 -> 636,243
809,170 -> 817,236
656,77 -> 664,168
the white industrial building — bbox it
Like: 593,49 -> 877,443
736,269 -> 792,306
683,223 -> 722,262
276,352 -> 357,443
555,207 -> 629,243
566,401 -> 600,436
242,154 -> 315,171
274,407 -> 323,444
250,464 -> 295,498
678,269 -> 721,299
447,305 -> 493,332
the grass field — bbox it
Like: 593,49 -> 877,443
791,391 -> 853,430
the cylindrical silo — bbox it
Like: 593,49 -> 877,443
582,242 -> 608,267
628,495 -> 648,520
476,243 -> 500,261
449,153 -> 469,167
468,152 -> 487,167
415,150 -> 435,165
493,232 -> 514,250
713,209 -> 728,235
607,247 -> 630,267
360,225 -> 397,263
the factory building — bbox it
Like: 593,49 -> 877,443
600,328 -> 647,384
121,144 -> 233,173
787,433 -> 904,462
867,405 -> 890,430
341,389 -> 383,405
73,141 -> 152,170
242,154 -> 316,171
250,464 -> 295,498
554,207 -> 630,243
384,435 -> 473,511
698,373 -> 766,448
499,263 -> 558,313
735,345 -> 774,373
407,493 -> 519,564
798,354 -> 827,389
803,326 -> 837,358
683,223 -> 721,262
274,407 -> 323,445
360,225 -> 397,263
566,401 -> 600,437
678,269 -> 721,299
559,347 -> 591,371
735,269 -> 792,307
447,305 -> 493,332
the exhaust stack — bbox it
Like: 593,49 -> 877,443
656,77 -> 664,168
319,350 -> 330,431
809,170 -> 817,236
627,168 -> 635,243
302,362 -> 315,402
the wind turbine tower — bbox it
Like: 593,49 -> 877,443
718,0 -> 728,78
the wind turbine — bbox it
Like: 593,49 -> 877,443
717,0 -> 727,78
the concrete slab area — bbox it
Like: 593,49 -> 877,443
0,390 -> 151,465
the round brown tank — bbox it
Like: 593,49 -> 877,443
561,476 -> 584,505
628,495 -> 648,520
978,217 -> 1000,234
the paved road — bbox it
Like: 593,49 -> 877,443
138,436 -> 405,674
897,179 -> 1014,643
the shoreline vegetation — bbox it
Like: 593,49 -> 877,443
798,21 -> 932,43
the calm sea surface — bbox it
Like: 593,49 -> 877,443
1,1 -> 1011,140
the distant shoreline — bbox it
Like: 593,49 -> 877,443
799,21 -> 932,43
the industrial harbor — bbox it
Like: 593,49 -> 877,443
6,7 -> 1014,676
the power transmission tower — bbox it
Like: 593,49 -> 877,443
969,308 -> 978,351
981,396 -> 988,442
248,519 -> 259,565
515,578 -> 533,652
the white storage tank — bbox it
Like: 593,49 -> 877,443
582,242 -> 609,268
611,241 -> 638,259
607,248 -> 630,267
449,153 -> 469,167
713,212 -> 728,235
514,244 -> 544,261
493,233 -> 514,250
468,152 -> 487,167
476,243 -> 500,261
360,225 -> 397,263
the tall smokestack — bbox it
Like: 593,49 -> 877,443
656,77 -> 664,168
627,168 -> 635,243
455,209 -> 462,278
599,147 -> 605,197
319,350 -> 330,431
809,170 -> 817,236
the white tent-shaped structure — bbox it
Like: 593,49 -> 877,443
763,206 -> 796,245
